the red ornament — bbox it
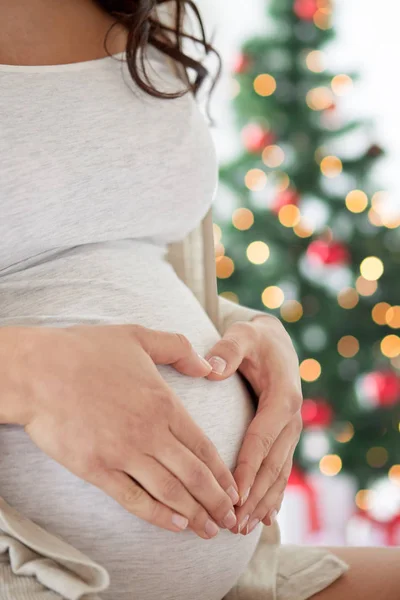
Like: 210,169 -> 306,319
301,398 -> 334,428
241,123 -> 276,153
232,53 -> 251,75
272,188 -> 300,214
306,239 -> 350,266
362,371 -> 400,407
294,0 -> 318,21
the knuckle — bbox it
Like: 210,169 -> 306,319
286,390 -> 303,415
188,463 -> 208,490
121,483 -> 146,509
248,431 -> 274,457
279,474 -> 289,492
265,462 -> 282,482
161,477 -> 183,502
173,332 -> 192,354
220,336 -> 242,356
193,436 -> 214,464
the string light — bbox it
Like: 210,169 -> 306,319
232,208 -> 254,231
280,300 -> 304,322
245,168 -> 267,191
246,241 -> 270,264
300,358 -> 322,382
372,302 -> 391,325
345,190 -> 368,213
360,256 -> 384,281
262,286 -> 285,309
220,291 -> 239,304
306,87 -> 334,111
254,73 -> 277,96
216,256 -> 234,279
356,276 -> 377,296
381,335 -> 400,358
320,155 -> 343,178
366,446 -> 388,468
334,422 -> 355,443
331,74 -> 353,96
278,204 -> 301,227
306,50 -> 326,73
337,335 -> 360,358
262,145 -> 285,168
337,288 -> 359,309
387,306 -> 400,329
213,223 -> 222,244
319,454 -> 342,476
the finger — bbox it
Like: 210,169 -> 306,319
233,396 -> 293,505
87,468 -> 191,534
155,435 -> 238,531
131,325 -> 213,377
169,407 -> 240,505
204,322 -> 255,380
126,455 -> 220,539
233,418 -> 298,534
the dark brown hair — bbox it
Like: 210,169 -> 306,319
96,0 -> 221,125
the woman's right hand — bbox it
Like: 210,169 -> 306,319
5,323 -> 239,539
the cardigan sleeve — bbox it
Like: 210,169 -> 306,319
218,294 -> 275,335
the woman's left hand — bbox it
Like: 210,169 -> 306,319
204,314 -> 303,535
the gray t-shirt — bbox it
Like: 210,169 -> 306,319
0,46 -> 262,600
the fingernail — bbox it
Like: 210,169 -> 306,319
269,509 -> 278,524
238,514 -> 249,533
205,519 -> 219,538
240,487 -> 250,506
223,509 -> 237,529
227,485 -> 240,505
208,356 -> 227,375
172,514 -> 189,530
197,353 -> 212,369
246,518 -> 260,534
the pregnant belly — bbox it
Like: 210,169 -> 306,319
0,241 -> 263,600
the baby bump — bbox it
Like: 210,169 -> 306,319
0,363 -> 262,600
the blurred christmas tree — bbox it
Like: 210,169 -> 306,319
215,0 -> 400,499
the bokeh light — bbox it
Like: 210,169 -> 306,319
300,358 -> 322,382
314,10 -> 332,30
213,223 -> 222,244
381,335 -> 400,358
389,465 -> 400,484
216,256 -> 234,279
337,288 -> 359,309
320,155 -> 343,178
387,306 -> 400,329
372,302 -> 391,325
320,454 -> 342,476
306,50 -> 325,73
280,300 -> 304,322
232,208 -> 254,231
360,256 -> 384,281
366,446 -> 388,468
245,168 -> 267,191
356,276 -> 377,296
278,204 -> 301,227
293,221 -> 314,238
275,172 -> 291,192
262,145 -> 285,168
254,73 -> 277,96
355,489 -> 372,511
246,241 -> 270,264
331,74 -> 353,96
334,422 -> 355,443
262,286 -> 285,309
306,87 -> 334,111
345,190 -> 368,213
337,335 -> 360,358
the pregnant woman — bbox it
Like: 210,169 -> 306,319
0,1 -> 399,599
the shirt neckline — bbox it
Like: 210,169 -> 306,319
0,50 -> 128,73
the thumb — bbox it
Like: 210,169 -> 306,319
204,326 -> 250,380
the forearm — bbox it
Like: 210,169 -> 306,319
0,325 -> 33,425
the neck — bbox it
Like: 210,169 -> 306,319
0,0 -> 128,66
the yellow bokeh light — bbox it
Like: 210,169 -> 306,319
331,74 -> 353,96
372,302 -> 391,325
320,155 -> 343,178
220,291 -> 239,304
334,422 -> 355,443
337,288 -> 359,309
381,335 -> 400,358
280,300 -> 304,323
337,335 -> 360,358
368,208 -> 383,227
215,242 -> 225,261
278,204 -> 301,227
383,214 -> 400,229
372,190 -> 389,211
245,168 -> 267,191
275,172 -> 291,192
232,208 -> 254,231
356,276 -> 377,297
360,256 -> 384,281
320,454 -> 342,476
306,86 -> 334,111
216,256 -> 234,279
262,145 -> 285,168
387,306 -> 400,329
366,446 -> 388,468
246,241 -> 270,265
306,50 -> 326,73
254,73 -> 277,97
355,489 -> 372,511
262,286 -> 285,309
345,190 -> 368,213
314,9 -> 332,30
389,465 -> 400,484
293,221 -> 314,238
300,358 -> 322,382
213,223 -> 222,245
